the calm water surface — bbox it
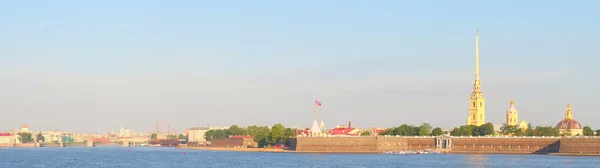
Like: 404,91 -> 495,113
0,147 -> 597,168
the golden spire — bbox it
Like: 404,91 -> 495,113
565,103 -> 574,120
472,29 -> 482,92
475,29 -> 479,81
510,100 -> 515,107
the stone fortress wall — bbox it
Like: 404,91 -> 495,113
291,136 -> 600,154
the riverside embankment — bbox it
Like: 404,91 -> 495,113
290,136 -> 600,155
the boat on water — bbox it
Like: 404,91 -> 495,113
148,139 -> 179,147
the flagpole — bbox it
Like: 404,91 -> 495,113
313,99 -> 317,122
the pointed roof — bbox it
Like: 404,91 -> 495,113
22,124 -> 29,129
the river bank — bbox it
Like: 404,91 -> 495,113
177,146 -> 293,153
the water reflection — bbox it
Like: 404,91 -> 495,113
465,154 -> 488,168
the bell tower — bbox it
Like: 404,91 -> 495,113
467,29 -> 486,126
506,100 -> 519,126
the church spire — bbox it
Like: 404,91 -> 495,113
473,29 -> 482,92
475,29 -> 480,81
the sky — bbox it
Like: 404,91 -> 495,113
0,1 -> 599,133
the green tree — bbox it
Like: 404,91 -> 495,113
19,132 -> 34,143
151,133 -> 157,140
430,127 -> 443,136
532,126 -> 560,136
361,132 -> 371,136
36,133 -> 45,142
583,126 -> 594,136
228,125 -> 244,136
205,129 -> 228,141
596,129 -> 600,136
178,134 -> 186,140
254,127 -> 271,148
418,123 -> 432,136
270,124 -> 286,146
525,123 -> 534,136
500,125 -> 517,135
479,123 -> 495,136
282,128 -> 297,145
514,128 -> 524,136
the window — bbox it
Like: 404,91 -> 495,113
480,115 -> 482,119
473,102 -> 476,107
480,102 -> 482,107
472,115 -> 475,120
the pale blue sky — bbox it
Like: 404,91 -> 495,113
0,1 -> 598,133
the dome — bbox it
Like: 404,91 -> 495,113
556,119 -> 582,130
22,124 -> 29,129
556,103 -> 582,130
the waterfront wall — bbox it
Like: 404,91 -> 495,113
210,138 -> 257,148
451,137 -> 560,154
291,136 -> 598,154
292,137 -> 378,152
559,137 -> 600,154
292,137 -> 436,153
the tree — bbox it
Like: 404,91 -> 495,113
500,125 -> 517,135
479,123 -> 495,136
361,132 -> 371,136
36,133 -> 45,142
596,129 -> 600,136
532,126 -> 560,136
19,132 -> 34,143
254,127 -> 271,148
583,126 -> 594,136
525,123 -> 534,136
228,125 -> 244,136
205,129 -> 227,141
418,123 -> 432,136
514,128 -> 524,136
431,127 -> 443,136
270,124 -> 286,146
151,133 -> 157,140
282,128 -> 297,146
178,134 -> 186,140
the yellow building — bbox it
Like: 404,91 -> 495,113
467,29 -> 486,126
506,100 -> 518,126
556,104 -> 583,136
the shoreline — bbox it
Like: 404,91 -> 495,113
177,147 -> 599,156
177,146 -> 293,153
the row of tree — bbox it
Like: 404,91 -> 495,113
450,123 -> 495,136
378,123 -> 444,136
204,124 -> 297,148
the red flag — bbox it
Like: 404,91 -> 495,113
315,100 -> 322,106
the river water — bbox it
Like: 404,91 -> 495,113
0,147 -> 597,168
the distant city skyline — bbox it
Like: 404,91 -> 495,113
1,1 -> 599,132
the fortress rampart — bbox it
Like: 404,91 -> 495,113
291,136 -> 600,154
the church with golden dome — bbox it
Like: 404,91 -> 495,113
505,100 -> 528,130
556,104 -> 583,136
